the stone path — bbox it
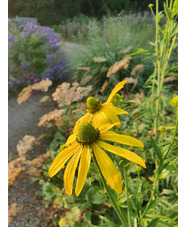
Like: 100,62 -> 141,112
8,42 -> 85,226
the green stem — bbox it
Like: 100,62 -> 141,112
124,166 -> 132,227
142,108 -> 178,218
93,153 -> 128,227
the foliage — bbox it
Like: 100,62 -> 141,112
8,19 -> 69,92
9,0 -> 178,226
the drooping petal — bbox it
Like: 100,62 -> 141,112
93,143 -> 122,194
99,122 -> 120,133
103,103 -> 128,115
75,145 -> 91,196
105,80 -> 127,104
65,134 -> 76,146
49,142 -> 80,177
64,146 -> 82,196
101,106 -> 121,128
97,141 -> 146,168
73,113 -> 92,134
100,131 -> 144,148
92,111 -> 110,128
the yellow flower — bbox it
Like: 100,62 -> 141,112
74,80 -> 128,130
170,94 -> 178,108
49,122 -> 146,197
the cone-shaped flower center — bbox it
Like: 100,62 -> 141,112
77,122 -> 100,145
86,97 -> 102,113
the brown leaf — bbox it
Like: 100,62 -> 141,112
106,57 -> 131,78
17,85 -> 32,104
163,76 -> 178,83
93,56 -> 107,63
124,77 -> 137,84
8,157 -> 25,188
119,46 -> 132,54
32,78 -> 52,92
38,109 -> 66,127
52,82 -> 92,107
76,67 -> 90,71
17,135 -> 36,158
100,80 -> 108,93
80,75 -> 92,85
131,64 -> 144,76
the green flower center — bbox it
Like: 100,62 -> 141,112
86,97 -> 102,113
77,122 -> 100,145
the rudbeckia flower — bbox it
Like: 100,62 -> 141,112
49,122 -> 146,196
74,80 -> 128,130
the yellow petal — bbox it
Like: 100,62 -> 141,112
49,142 -> 80,177
92,111 -> 110,128
75,146 -> 91,196
65,134 -> 76,146
101,106 -> 121,128
103,103 -> 128,115
64,147 -> 82,196
105,80 -> 127,104
97,141 -> 146,168
73,113 -> 92,134
100,131 -> 144,148
99,122 -> 120,133
93,143 -> 122,194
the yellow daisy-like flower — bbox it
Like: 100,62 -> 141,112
74,80 -> 128,130
49,122 -> 146,197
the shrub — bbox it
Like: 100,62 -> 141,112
8,18 -> 69,92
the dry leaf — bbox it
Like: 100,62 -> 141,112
106,57 -> 131,78
119,46 -> 132,54
28,150 -> 53,177
131,64 -> 144,76
17,135 -> 36,158
32,78 -> 52,92
17,85 -> 32,104
52,82 -> 92,107
76,67 -> 90,71
38,109 -> 66,127
93,56 -> 107,63
8,203 -> 21,224
132,90 -> 145,101
163,76 -> 178,83
8,157 -> 25,188
100,80 -> 108,93
80,75 -> 92,85
124,77 -> 137,84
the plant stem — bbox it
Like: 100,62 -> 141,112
124,166 -> 132,227
93,153 -> 128,227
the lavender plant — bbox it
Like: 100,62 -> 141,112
8,19 -> 69,92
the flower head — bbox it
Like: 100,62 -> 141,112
74,81 -> 128,131
170,94 -> 178,108
49,122 -> 146,196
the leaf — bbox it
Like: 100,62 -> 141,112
87,188 -> 106,204
147,218 -> 159,227
99,216 -> 120,227
39,95 -> 50,103
150,137 -> 162,161
142,197 -> 162,216
164,3 -> 172,20
58,217 -> 66,227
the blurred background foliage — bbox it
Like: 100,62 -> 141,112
9,0 -> 165,26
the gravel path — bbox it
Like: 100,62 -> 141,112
8,42 -> 84,226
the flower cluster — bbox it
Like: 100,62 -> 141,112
49,81 -> 146,196
8,19 -> 69,91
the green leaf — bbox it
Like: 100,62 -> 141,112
86,188 -> 106,204
150,137 -> 162,161
147,218 -> 159,227
142,197 -> 162,216
164,3 -> 172,20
